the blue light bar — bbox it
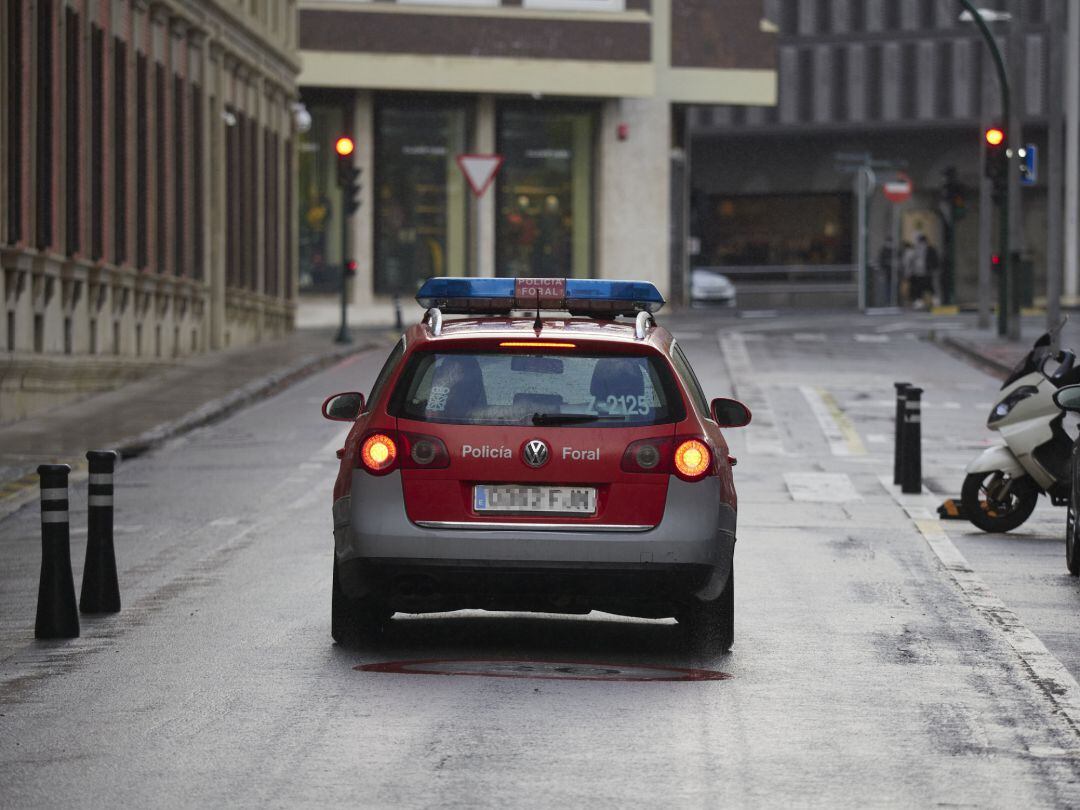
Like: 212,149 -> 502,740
415,277 -> 665,316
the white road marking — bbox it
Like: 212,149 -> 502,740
793,332 -> 827,342
854,333 -> 890,343
718,332 -> 785,455
800,386 -> 867,456
866,433 -> 890,444
784,472 -> 862,503
739,310 -> 779,319
879,473 -> 1080,738
210,517 -> 240,527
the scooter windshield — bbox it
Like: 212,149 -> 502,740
1001,321 -> 1065,388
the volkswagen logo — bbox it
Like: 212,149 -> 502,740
522,439 -> 550,469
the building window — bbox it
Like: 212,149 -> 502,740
113,39 -> 127,265
298,104 -> 344,293
6,0 -> 22,244
226,107 -> 239,288
373,102 -> 470,295
136,54 -> 149,268
192,85 -> 203,279
155,62 -> 167,273
65,10 -> 80,256
265,128 -> 279,297
285,137 -> 294,298
521,0 -> 625,9
173,75 -> 185,276
35,0 -> 54,251
496,105 -> 594,279
91,25 -> 104,261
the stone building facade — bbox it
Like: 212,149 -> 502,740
0,0 -> 300,423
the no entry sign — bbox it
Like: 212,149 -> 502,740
457,154 -> 504,197
882,172 -> 913,203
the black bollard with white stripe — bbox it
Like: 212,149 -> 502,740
35,464 -> 80,639
893,382 -> 911,485
80,450 -> 121,614
901,387 -> 923,495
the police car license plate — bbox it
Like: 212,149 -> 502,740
473,485 -> 596,515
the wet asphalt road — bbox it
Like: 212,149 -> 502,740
2,311 -> 1079,807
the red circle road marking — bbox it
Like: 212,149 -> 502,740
356,659 -> 732,682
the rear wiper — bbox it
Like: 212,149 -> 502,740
531,412 -> 623,426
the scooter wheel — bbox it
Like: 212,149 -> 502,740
1067,500 -> 1080,576
961,471 -> 1038,533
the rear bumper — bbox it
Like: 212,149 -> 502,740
333,471 -> 735,609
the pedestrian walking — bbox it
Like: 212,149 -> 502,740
877,236 -> 896,307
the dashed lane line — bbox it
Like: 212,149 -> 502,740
800,386 -> 867,456
879,474 -> 1080,741
718,332 -> 785,456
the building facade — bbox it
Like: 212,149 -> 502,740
0,0 -> 300,423
688,0 -> 1063,309
296,0 -> 776,318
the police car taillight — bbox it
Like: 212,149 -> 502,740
360,433 -> 398,475
401,432 -> 450,469
621,436 -> 713,480
673,439 -> 711,481
621,438 -> 673,474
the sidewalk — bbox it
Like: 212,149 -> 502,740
934,313 -> 1080,378
0,326 -> 393,519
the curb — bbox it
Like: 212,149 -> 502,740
0,339 -> 380,522
933,334 -> 1012,380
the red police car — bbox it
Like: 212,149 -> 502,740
321,278 -> 750,651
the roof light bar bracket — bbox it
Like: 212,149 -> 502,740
424,307 -> 443,337
634,311 -> 654,340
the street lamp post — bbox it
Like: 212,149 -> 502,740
959,0 -> 1013,338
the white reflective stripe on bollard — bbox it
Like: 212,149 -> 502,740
88,474 -> 113,485
41,512 -> 70,523
40,488 -> 69,501
88,496 -> 113,507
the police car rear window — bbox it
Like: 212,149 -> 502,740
391,352 -> 685,427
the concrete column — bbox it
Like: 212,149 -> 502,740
350,90 -> 374,309
474,95 -> 497,278
597,97 -> 671,295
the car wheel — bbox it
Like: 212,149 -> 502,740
1067,497 -> 1080,577
332,561 -> 392,645
680,568 -> 734,654
961,471 -> 1039,533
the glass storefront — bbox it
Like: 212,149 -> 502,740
297,104 -> 345,293
496,106 -> 594,278
374,102 -> 469,294
696,192 -> 853,267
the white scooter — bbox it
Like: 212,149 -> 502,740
962,323 -> 1080,532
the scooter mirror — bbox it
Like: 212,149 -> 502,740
1052,384 -> 1080,413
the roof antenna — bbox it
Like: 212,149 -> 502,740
533,289 -> 542,333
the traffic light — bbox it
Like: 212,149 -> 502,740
940,166 -> 966,222
984,126 -> 1007,203
344,259 -> 357,279
335,135 -> 363,216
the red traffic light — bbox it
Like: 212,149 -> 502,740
345,259 -> 358,277
991,254 -> 1001,265
985,127 -> 1005,147
335,137 -> 355,157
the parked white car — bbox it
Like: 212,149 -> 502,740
690,268 -> 737,308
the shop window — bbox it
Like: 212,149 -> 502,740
173,75 -> 185,276
373,103 -> 469,295
155,63 -> 167,273
496,106 -> 594,279
697,193 -> 853,268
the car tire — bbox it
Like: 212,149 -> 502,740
680,568 -> 734,654
1067,499 -> 1080,577
961,471 -> 1039,533
331,561 -> 392,645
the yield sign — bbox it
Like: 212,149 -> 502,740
456,154 -> 504,197
882,172 -> 913,204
